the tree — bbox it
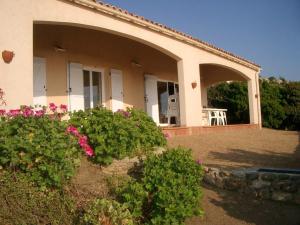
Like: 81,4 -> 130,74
208,82 -> 249,124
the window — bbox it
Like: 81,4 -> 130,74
83,69 -> 102,109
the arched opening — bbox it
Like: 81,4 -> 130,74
33,23 -> 180,125
200,63 -> 250,125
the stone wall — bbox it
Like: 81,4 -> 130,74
203,167 -> 300,205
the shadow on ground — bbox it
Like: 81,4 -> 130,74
186,184 -> 300,225
206,147 -> 300,170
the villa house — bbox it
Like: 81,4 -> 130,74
0,0 -> 262,134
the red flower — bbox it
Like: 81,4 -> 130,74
0,109 -> 5,116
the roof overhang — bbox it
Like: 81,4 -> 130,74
64,0 -> 261,71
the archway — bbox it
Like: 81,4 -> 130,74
200,63 -> 251,125
33,23 -> 180,123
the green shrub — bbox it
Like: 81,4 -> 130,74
80,198 -> 134,225
0,114 -> 81,188
0,172 -> 75,225
117,147 -> 204,225
69,107 -> 166,165
127,108 -> 166,148
117,181 -> 148,219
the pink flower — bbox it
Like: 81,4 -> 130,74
66,125 -> 80,137
60,104 -> 68,113
164,132 -> 171,139
84,145 -> 94,157
78,135 -> 88,148
196,159 -> 203,165
35,109 -> 45,117
116,109 -> 131,118
66,125 -> 94,157
7,109 -> 21,117
49,103 -> 57,112
22,107 -> 34,118
0,109 -> 5,116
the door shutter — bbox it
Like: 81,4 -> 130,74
144,75 -> 159,124
69,62 -> 84,111
111,69 -> 124,112
33,57 -> 47,106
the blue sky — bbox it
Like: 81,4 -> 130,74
103,0 -> 300,81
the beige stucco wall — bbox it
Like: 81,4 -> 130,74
34,24 -> 177,110
0,0 -> 261,127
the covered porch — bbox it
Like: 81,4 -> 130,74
32,23 -> 260,130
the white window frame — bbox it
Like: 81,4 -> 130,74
83,66 -> 105,108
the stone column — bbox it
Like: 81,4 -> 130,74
177,59 -> 202,127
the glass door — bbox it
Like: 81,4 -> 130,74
157,81 -> 179,125
83,69 -> 102,109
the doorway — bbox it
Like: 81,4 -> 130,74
157,81 -> 179,125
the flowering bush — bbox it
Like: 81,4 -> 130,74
117,147 -> 204,224
66,125 -> 94,157
69,107 -> 166,165
0,104 -> 82,188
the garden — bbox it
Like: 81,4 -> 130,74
0,99 -> 204,225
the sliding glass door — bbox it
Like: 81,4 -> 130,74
157,81 -> 179,124
83,69 -> 102,109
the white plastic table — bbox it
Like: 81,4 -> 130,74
202,108 -> 227,126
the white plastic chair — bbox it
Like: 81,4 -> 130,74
167,95 -> 180,125
222,111 -> 227,125
208,111 -> 218,126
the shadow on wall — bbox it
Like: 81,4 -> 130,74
205,147 -> 300,170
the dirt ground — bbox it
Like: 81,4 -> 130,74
186,184 -> 300,225
168,128 -> 300,170
73,128 -> 300,225
170,128 -> 300,225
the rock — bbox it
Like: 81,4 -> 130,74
260,173 -> 277,181
272,191 -> 293,201
293,191 -> 300,204
219,170 -> 230,177
246,172 -> 258,180
257,188 -> 271,199
277,173 -> 291,180
273,180 -> 298,193
224,178 -> 243,190
231,171 -> 246,179
251,180 -> 271,189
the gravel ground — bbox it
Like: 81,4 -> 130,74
169,128 -> 300,225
